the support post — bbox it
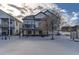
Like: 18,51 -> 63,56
51,22 -> 54,40
33,16 -> 35,36
9,18 -> 10,39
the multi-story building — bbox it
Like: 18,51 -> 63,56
22,12 -> 47,36
22,9 -> 60,36
0,9 -> 22,36
43,10 -> 60,34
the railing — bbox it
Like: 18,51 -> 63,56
1,24 -> 9,27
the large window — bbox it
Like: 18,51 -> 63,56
26,20 -> 34,24
24,19 -> 42,29
1,18 -> 9,23
24,20 -> 35,29
24,24 -> 34,29
1,18 -> 9,26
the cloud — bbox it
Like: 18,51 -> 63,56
59,8 -> 79,26
0,3 -> 79,27
71,12 -> 78,21
0,3 -> 59,17
60,9 -> 68,13
70,12 -> 79,26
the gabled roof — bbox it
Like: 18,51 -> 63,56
23,15 -> 35,20
43,10 -> 52,16
43,10 -> 59,18
0,9 -> 23,23
23,9 -> 60,21
23,11 -> 47,21
35,12 -> 47,19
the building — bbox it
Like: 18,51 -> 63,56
22,12 -> 48,36
43,10 -> 60,34
61,26 -> 71,32
22,10 -> 60,36
0,9 -> 22,36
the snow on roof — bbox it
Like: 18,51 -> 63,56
23,15 -> 34,20
0,9 -> 23,22
35,12 -> 47,19
23,11 -> 47,20
43,10 -> 52,16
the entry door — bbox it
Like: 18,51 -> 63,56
27,30 -> 32,35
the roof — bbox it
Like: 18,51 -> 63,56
43,10 -> 59,18
0,9 -> 23,23
43,10 -> 52,16
23,12 -> 47,21
23,15 -> 35,20
23,9 -> 59,21
35,12 -> 47,19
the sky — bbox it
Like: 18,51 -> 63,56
56,3 -> 79,26
0,2 -> 79,26
57,3 -> 79,12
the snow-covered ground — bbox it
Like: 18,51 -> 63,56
0,35 -> 79,55
60,31 -> 70,36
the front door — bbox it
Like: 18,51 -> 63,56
27,30 -> 32,35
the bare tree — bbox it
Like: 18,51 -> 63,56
41,10 -> 61,39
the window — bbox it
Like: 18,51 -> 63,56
1,18 -> 9,26
24,24 -> 34,29
10,19 -> 14,24
26,20 -> 34,24
1,18 -> 8,22
10,21 -> 12,24
24,20 -> 35,29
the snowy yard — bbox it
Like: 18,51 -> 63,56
0,35 -> 79,55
